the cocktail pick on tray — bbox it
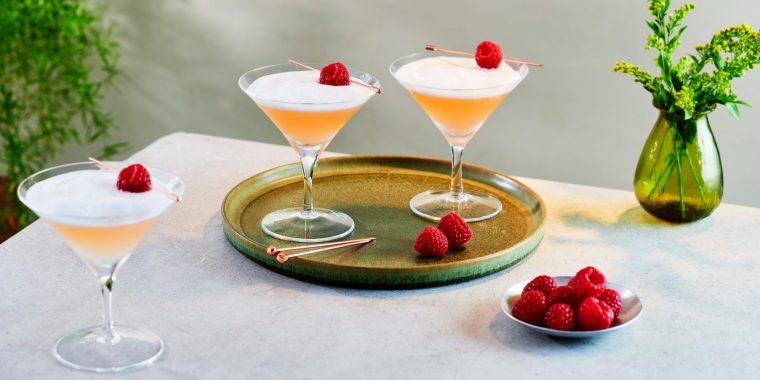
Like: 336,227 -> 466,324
287,60 -> 383,94
88,157 -> 182,202
267,237 -> 376,264
425,44 -> 544,67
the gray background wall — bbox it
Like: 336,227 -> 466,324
59,0 -> 760,207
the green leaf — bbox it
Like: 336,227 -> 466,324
715,94 -> 734,104
674,26 -> 687,41
670,71 -> 682,89
659,53 -> 672,89
99,142 -> 129,158
713,54 -> 724,70
646,20 -> 660,34
725,102 -> 741,119
734,99 -> 751,107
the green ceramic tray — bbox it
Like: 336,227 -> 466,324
222,155 -> 546,289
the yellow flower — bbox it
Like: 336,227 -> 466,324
675,86 -> 696,115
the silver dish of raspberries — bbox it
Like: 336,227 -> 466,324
501,267 -> 643,338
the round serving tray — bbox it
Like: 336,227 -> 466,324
222,155 -> 546,289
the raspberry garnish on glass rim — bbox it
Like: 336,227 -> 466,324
116,164 -> 151,193
424,42 -> 544,68
319,62 -> 350,86
287,60 -> 382,93
474,41 -> 503,69
88,157 -> 181,202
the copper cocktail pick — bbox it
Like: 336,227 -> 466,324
267,237 -> 376,264
287,60 -> 383,94
425,44 -> 544,67
88,157 -> 182,202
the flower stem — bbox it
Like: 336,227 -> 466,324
684,149 -> 708,206
648,154 -> 675,201
647,124 -> 676,202
674,141 -> 686,218
659,156 -> 677,197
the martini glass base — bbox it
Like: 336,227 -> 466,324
53,324 -> 163,373
261,207 -> 355,243
409,189 -> 503,222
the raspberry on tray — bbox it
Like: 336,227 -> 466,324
437,212 -> 472,248
414,226 -> 449,257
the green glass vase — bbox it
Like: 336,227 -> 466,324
633,108 -> 723,223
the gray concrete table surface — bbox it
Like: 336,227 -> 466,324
1,133 -> 759,379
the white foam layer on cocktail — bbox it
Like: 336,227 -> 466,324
393,56 -> 527,98
25,169 -> 173,226
245,71 -> 375,111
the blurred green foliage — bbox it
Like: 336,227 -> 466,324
0,0 -> 125,240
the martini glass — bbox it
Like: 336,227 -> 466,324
239,63 -> 379,242
17,162 -> 184,372
390,51 -> 528,222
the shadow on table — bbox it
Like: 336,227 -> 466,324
486,311 -> 632,353
559,205 -> 721,264
554,205 -> 740,304
564,204 -> 715,235
202,211 -> 513,299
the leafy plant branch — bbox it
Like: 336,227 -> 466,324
0,0 -> 126,237
614,0 -> 760,120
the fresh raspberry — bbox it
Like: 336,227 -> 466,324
576,297 -> 614,331
547,285 -> 580,309
475,40 -> 502,69
436,212 -> 472,248
413,226 -> 449,257
569,266 -> 606,298
511,290 -> 547,326
544,303 -> 575,331
319,62 -> 350,86
522,275 -> 557,297
567,277 -> 582,294
599,289 -> 622,318
116,164 -> 151,193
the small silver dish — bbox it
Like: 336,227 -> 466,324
501,276 -> 643,338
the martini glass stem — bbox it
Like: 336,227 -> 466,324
299,147 -> 320,218
449,144 -> 466,202
99,275 -> 119,344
